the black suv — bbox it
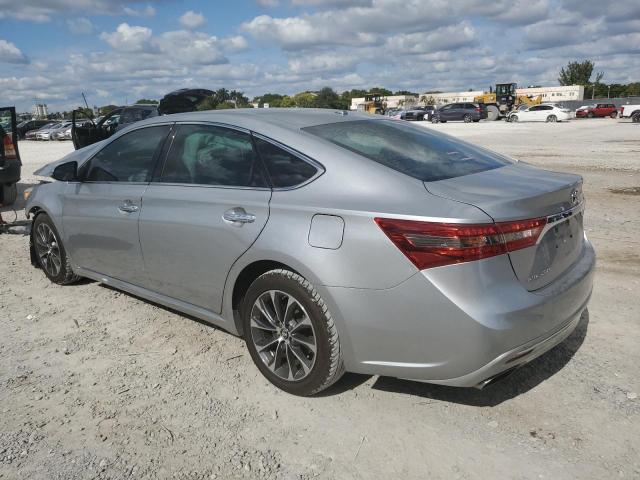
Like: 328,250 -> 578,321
432,103 -> 487,123
0,107 -> 21,206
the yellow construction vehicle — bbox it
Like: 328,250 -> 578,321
356,93 -> 387,114
474,83 -> 542,120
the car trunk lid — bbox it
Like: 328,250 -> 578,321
425,162 -> 585,291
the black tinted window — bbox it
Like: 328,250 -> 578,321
84,125 -> 169,182
303,120 -> 511,182
160,124 -> 267,187
254,137 -> 318,188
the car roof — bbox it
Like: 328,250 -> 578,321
134,108 -> 375,134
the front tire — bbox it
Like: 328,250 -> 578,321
242,269 -> 344,396
32,214 -> 80,285
587,112 -> 594,118
463,114 -> 472,123
546,115 -> 557,123
510,115 -> 519,122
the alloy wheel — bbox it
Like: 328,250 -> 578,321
34,223 -> 62,277
249,290 -> 317,381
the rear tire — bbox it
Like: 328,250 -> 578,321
610,111 -> 618,119
463,114 -> 472,123
242,269 -> 344,396
486,105 -> 499,121
32,214 -> 80,285
546,115 -> 557,123
431,116 -> 440,124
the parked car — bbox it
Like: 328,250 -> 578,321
508,104 -> 571,122
25,122 -> 60,140
619,104 -> 640,122
391,106 -> 435,121
72,88 -> 214,150
36,122 -> 67,141
16,119 -> 51,139
27,109 -> 594,396
40,121 -> 72,140
575,103 -> 618,118
432,103 -> 486,123
0,106 -> 21,206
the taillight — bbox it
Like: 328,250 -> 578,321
3,133 -> 16,159
374,217 -> 547,270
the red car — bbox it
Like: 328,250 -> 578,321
576,103 -> 618,118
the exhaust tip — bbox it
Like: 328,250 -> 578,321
475,367 -> 518,390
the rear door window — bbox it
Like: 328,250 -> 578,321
303,120 -> 511,182
81,125 -> 170,182
159,124 -> 267,188
253,136 -> 318,188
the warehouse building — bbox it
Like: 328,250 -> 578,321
427,85 -> 584,105
350,85 -> 584,110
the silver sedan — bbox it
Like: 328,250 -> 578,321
25,109 -> 595,396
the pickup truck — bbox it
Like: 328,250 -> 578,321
575,103 -> 618,118
619,104 -> 640,123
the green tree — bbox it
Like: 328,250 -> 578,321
135,98 -> 158,104
280,95 -> 296,107
293,92 -> 317,108
368,87 -> 392,96
215,101 -> 236,110
394,90 -> 418,96
99,104 -> 119,115
197,95 -> 219,111
558,60 -> 604,86
76,107 -> 94,119
314,87 -> 346,109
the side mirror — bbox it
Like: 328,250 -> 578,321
52,161 -> 78,182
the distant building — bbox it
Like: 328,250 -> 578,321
33,103 -> 48,118
427,85 -> 584,105
350,95 -> 418,110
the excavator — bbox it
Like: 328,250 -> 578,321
474,83 -> 542,120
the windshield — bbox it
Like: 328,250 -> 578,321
303,120 -> 512,182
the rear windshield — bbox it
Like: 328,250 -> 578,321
302,120 -> 512,182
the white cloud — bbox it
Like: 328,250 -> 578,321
256,0 -> 280,6
179,10 -> 206,30
67,17 -> 94,35
101,23 -> 154,53
0,1 -> 159,22
220,35 -> 250,52
0,39 -> 28,64
122,5 -> 156,17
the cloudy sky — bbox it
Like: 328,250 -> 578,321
1,0 -> 639,112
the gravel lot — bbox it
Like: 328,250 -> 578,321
1,118 -> 639,479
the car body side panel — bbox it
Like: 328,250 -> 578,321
138,184 -> 271,314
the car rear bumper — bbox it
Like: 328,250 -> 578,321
322,237 -> 595,386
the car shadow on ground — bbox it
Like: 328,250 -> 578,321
368,310 -> 590,406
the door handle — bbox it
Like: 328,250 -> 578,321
223,207 -> 256,225
118,200 -> 139,214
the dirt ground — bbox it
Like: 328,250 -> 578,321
1,118 -> 639,480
